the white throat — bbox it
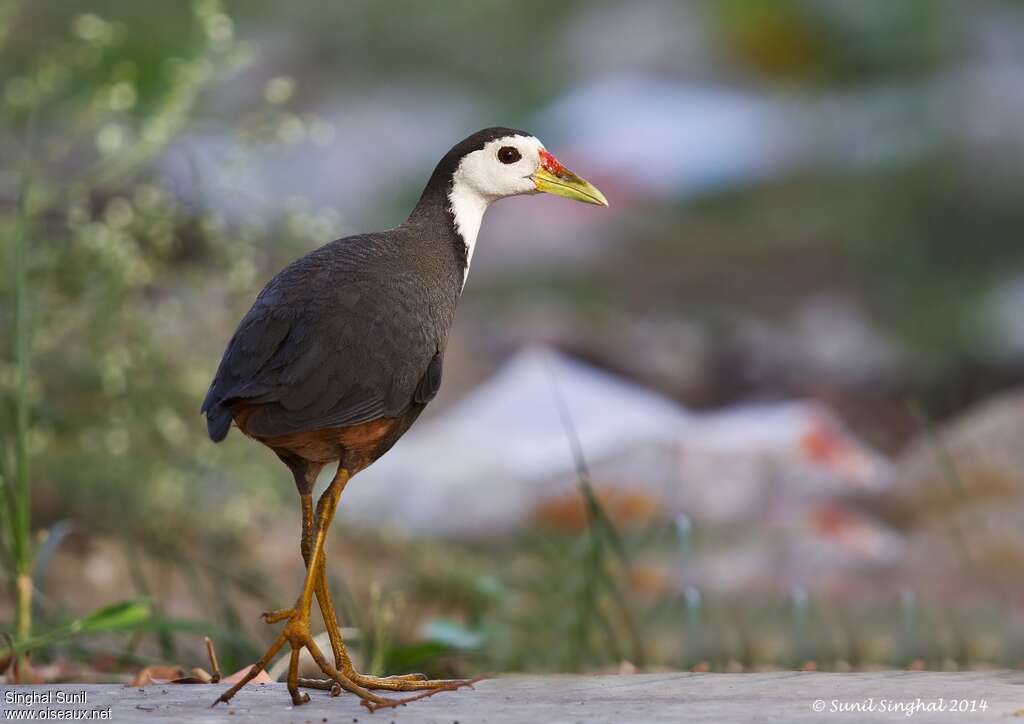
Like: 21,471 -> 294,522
444,133 -> 544,289
447,179 -> 491,287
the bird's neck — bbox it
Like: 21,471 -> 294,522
446,179 -> 491,286
407,174 -> 492,289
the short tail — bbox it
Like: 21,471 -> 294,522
201,392 -> 233,442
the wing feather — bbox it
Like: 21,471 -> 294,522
202,234 -> 448,441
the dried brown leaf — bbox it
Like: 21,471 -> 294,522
221,664 -> 275,685
129,665 -> 186,687
170,667 -> 214,684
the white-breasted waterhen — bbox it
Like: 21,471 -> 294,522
202,128 -> 607,710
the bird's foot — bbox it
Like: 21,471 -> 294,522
304,669 -> 482,693
212,605 -> 479,711
298,671 -> 428,690
298,672 -> 484,711
348,670 -> 481,694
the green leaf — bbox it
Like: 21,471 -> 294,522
382,641 -> 451,674
422,619 -> 484,651
4,600 -> 152,656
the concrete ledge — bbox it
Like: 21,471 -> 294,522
2,672 -> 1022,723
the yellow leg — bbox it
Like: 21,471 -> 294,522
298,491 -> 356,673
213,466 -> 478,711
299,483 -> 470,694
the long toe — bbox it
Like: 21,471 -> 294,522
382,672 -> 430,682
300,672 -> 427,692
297,677 -> 335,691
262,608 -> 295,624
350,671 -> 483,692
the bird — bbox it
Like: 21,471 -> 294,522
202,127 -> 607,711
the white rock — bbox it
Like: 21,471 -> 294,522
341,346 -> 893,537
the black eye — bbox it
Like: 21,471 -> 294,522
497,146 -> 521,164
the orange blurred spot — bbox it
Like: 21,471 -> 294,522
812,503 -> 852,537
629,564 -> 671,598
801,419 -> 850,465
531,486 -> 662,533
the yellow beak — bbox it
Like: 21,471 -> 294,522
531,149 -> 609,207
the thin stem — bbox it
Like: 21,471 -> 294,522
908,401 -> 973,563
545,358 -> 645,667
11,113 -> 35,645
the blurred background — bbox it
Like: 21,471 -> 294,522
3,0 -> 1024,684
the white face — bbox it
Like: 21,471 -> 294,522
447,134 -> 544,287
453,135 -> 545,200
444,131 -> 606,289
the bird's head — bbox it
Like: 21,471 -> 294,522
450,129 -> 608,207
413,127 -> 607,283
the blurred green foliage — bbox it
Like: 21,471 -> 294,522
714,0 -> 960,83
0,0 -> 318,671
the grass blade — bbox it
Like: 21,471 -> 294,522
2,600 -> 152,657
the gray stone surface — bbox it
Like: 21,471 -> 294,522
2,672 -> 1022,723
